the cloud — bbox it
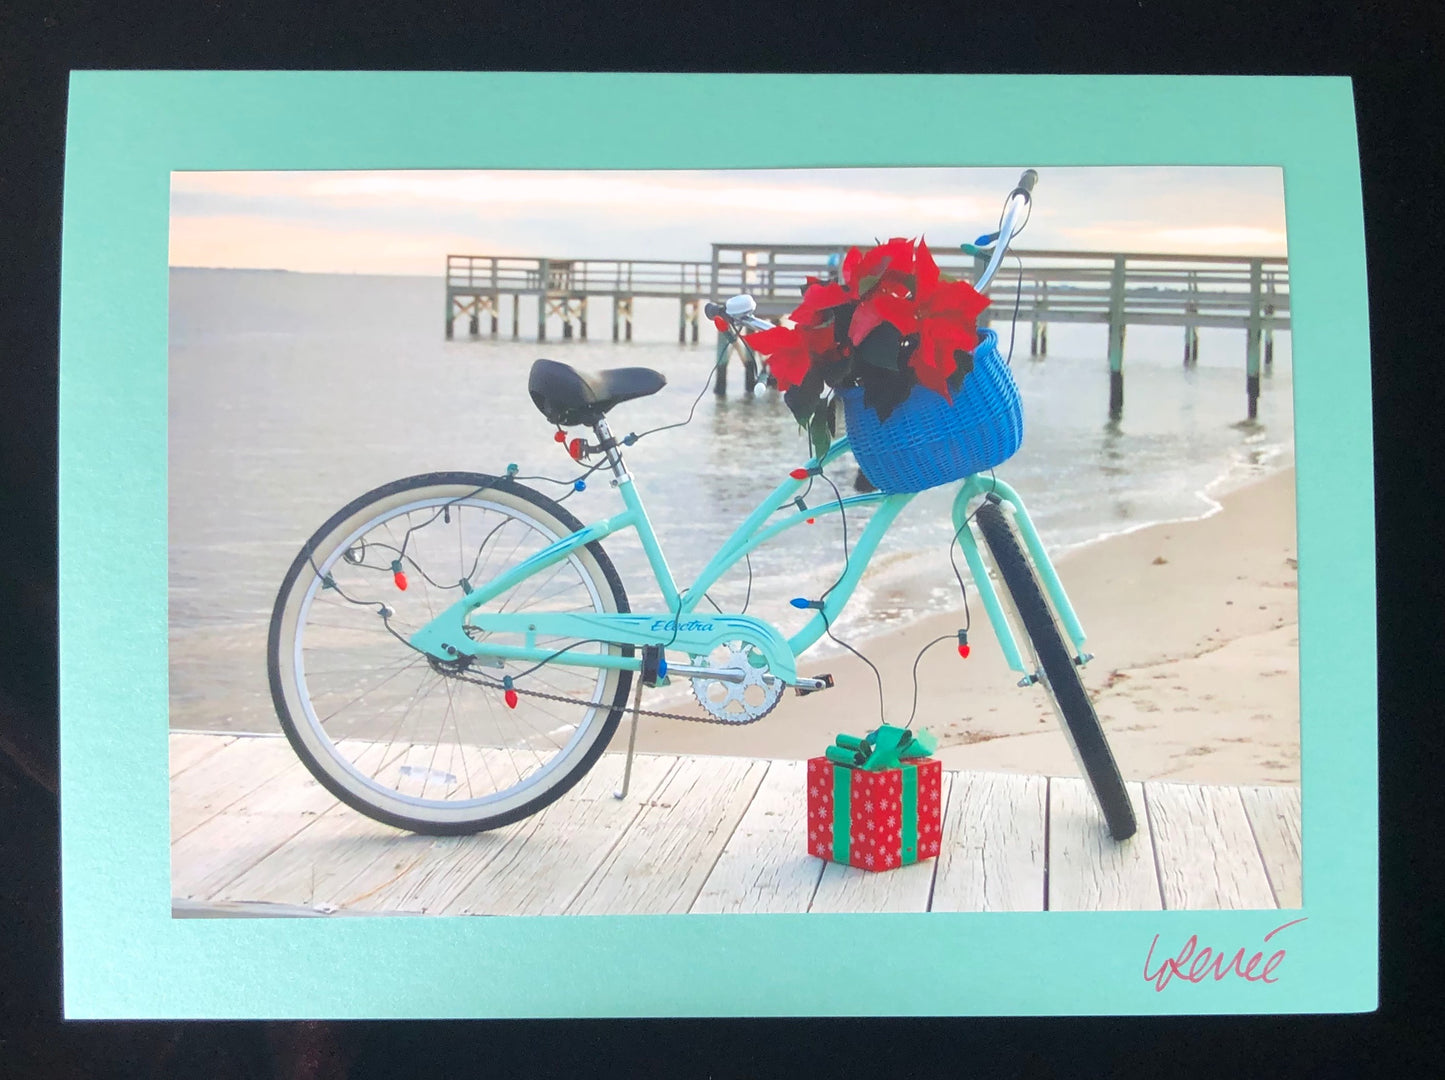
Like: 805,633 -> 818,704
169,166 -> 1289,272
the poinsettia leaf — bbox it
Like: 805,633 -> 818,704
870,290 -> 919,336
856,271 -> 885,297
848,299 -> 884,346
743,325 -> 795,353
783,366 -> 824,428
858,238 -> 914,286
946,348 -> 976,394
826,394 -> 839,436
767,344 -> 812,391
921,278 -> 991,322
861,366 -> 913,422
809,411 -> 832,460
855,323 -> 903,371
819,354 -> 855,389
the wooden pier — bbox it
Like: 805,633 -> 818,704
171,732 -> 1301,917
446,256 -> 710,344
710,244 -> 1291,421
446,246 -> 1289,420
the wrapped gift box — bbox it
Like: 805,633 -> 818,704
806,726 -> 943,871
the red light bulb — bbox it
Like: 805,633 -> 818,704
504,688 -> 519,709
806,517 -> 816,525
713,315 -> 730,332
391,561 -> 408,591
789,468 -> 809,480
957,643 -> 971,659
554,430 -> 566,443
568,438 -> 584,461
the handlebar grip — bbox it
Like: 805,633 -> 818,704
704,302 -> 726,320
1015,169 -> 1038,195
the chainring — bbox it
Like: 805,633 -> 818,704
689,641 -> 785,724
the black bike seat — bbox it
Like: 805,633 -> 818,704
528,359 -> 667,426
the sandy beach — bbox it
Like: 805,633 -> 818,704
608,466 -> 1300,786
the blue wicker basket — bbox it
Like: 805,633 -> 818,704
839,329 -> 1023,494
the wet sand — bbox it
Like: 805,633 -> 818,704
608,467 -> 1300,786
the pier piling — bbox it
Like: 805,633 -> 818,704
1246,259 -> 1263,419
1107,255 -> 1127,420
714,339 -> 729,396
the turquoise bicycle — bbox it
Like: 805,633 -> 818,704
267,174 -> 1138,842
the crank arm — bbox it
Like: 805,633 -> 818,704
665,666 -> 832,691
664,662 -> 748,684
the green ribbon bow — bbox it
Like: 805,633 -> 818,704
823,724 -> 937,770
821,725 -> 937,867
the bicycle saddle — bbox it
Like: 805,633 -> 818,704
528,358 -> 667,427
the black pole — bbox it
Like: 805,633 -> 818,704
1109,370 -> 1124,420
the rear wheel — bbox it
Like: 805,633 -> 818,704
267,472 -> 633,835
974,498 -> 1137,841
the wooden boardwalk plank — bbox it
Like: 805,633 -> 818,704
809,775 -> 954,914
169,732 -> 237,778
931,772 -> 1047,912
211,800 -> 411,909
171,739 -> 406,902
171,734 -> 1294,917
691,760 -> 824,915
172,898 -> 384,918
352,752 -> 677,915
1144,782 -> 1277,910
565,756 -> 768,916
169,734 -> 300,840
1047,780 -> 1162,911
1238,785 -> 1303,909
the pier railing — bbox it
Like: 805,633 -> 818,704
446,245 -> 1290,418
447,255 -> 709,298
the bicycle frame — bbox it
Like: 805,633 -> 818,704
408,171 -> 1091,688
407,433 -> 1091,686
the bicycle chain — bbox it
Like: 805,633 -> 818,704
451,671 -> 767,726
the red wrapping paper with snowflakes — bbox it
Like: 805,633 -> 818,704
806,750 -> 943,872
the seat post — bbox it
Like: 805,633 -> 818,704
591,417 -> 631,485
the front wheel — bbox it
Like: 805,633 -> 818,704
974,499 -> 1137,841
267,472 -> 633,835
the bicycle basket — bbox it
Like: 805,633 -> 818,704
839,329 -> 1023,494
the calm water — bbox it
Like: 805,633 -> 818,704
168,269 -> 1294,731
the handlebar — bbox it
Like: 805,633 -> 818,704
973,169 -> 1037,294
707,297 -> 774,332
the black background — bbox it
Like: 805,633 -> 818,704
2,1 -> 1442,1076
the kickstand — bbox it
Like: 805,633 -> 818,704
612,676 -> 645,800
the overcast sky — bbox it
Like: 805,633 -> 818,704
169,166 -> 1288,275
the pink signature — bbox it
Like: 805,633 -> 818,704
1143,918 -> 1307,992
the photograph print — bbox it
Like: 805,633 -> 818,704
166,164 -> 1301,919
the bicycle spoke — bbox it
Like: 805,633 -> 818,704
277,483 -> 625,831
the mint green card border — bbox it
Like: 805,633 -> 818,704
59,72 -> 1375,1018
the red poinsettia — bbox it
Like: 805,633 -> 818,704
738,237 -> 990,450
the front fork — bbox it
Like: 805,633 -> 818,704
951,476 -> 1091,677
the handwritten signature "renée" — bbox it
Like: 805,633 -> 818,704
1143,918 -> 1307,992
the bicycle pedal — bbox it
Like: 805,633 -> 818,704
794,674 -> 834,696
